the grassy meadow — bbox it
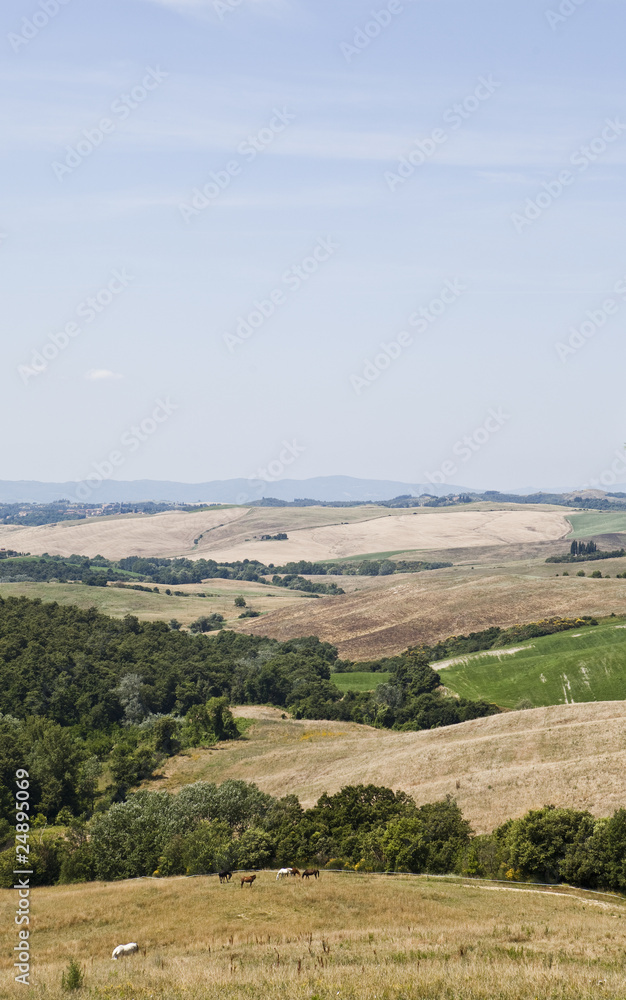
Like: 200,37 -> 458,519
566,511 -> 626,538
0,578 -> 307,627
3,871 -> 626,1000
440,617 -> 626,708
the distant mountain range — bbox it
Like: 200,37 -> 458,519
0,476 -> 464,504
0,477 -> 623,505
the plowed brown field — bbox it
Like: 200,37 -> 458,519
234,567 -> 626,659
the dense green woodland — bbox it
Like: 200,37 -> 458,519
0,596 -> 497,831
1,780 -> 626,896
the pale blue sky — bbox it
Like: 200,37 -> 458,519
2,0 -> 625,491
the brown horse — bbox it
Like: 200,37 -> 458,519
289,867 -> 301,877
240,874 -> 257,887
301,868 -> 319,880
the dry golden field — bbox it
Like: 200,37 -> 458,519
155,703 -> 626,834
2,871 -> 626,1000
0,504 -> 569,562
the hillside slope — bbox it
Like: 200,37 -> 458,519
0,505 -> 569,562
235,570 -> 626,659
157,701 -> 626,834
440,619 -> 626,708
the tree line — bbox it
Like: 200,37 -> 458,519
547,541 -> 625,564
1,781 -> 625,897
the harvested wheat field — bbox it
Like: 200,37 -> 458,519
0,504 -> 569,562
234,567 -> 626,659
2,870 -> 626,1000
157,702 -> 626,834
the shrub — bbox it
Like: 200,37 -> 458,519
61,959 -> 84,991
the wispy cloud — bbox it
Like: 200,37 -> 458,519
85,369 -> 123,381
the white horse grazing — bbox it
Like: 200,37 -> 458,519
276,867 -> 293,880
112,943 -> 139,960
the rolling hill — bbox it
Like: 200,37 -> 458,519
236,566 -> 626,659
0,504 -> 570,562
439,618 -> 626,708
156,701 -> 626,835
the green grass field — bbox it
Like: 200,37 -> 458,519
331,670 -> 390,692
440,618 -> 626,708
567,511 -> 626,537
0,579 -> 303,627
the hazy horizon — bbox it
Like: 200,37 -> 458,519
3,0 -> 625,491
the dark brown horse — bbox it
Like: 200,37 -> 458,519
301,868 -> 319,880
240,874 -> 257,887
218,870 -> 232,883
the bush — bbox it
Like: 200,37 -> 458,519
61,959 -> 84,991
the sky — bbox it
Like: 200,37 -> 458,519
2,0 -> 625,492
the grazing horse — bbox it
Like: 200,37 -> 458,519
112,943 -> 139,960
301,868 -> 319,880
276,867 -> 293,880
218,870 -> 232,883
241,874 -> 257,887
289,867 -> 300,877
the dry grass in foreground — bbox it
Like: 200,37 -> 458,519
1,872 -> 625,999
157,702 -> 626,834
